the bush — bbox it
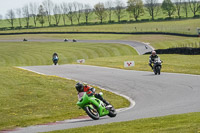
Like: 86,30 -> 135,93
108,20 -> 115,23
49,24 -> 57,27
193,15 -> 200,18
120,20 -> 128,23
0,27 -> 8,31
157,18 -> 164,21
129,20 -> 134,23
15,26 -> 22,30
24,25 -> 34,29
165,17 -> 174,20
8,27 -> 14,30
141,19 -> 150,22
175,16 -> 182,19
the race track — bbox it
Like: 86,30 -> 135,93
11,64 -> 200,133
2,39 -> 200,133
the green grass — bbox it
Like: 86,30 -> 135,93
84,54 -> 200,75
0,41 -> 137,67
47,112 -> 200,133
1,34 -> 200,49
1,19 -> 200,35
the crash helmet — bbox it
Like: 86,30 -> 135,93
151,50 -> 156,56
75,82 -> 84,92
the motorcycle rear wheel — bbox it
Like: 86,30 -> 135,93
85,106 -> 99,120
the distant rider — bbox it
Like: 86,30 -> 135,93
75,82 -> 111,108
149,50 -> 159,70
52,53 -> 59,63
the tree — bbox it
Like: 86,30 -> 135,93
16,8 -> 22,27
0,14 -> 2,26
114,0 -> 125,22
6,9 -> 15,28
53,4 -> 61,26
145,0 -> 160,20
42,0 -> 54,26
22,5 -> 30,28
83,4 -> 92,24
174,0 -> 182,18
38,5 -> 46,27
105,0 -> 113,22
74,2 -> 83,24
127,0 -> 144,21
94,3 -> 107,24
189,0 -> 200,17
66,3 -> 74,25
30,2 -> 38,27
61,2 -> 68,26
161,0 -> 176,18
183,0 -> 189,17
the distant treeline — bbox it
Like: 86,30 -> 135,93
0,0 -> 200,30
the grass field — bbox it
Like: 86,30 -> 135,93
47,112 -> 200,133
0,34 -> 200,49
0,41 -> 137,66
1,19 -> 200,35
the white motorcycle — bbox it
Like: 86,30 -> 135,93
153,57 -> 162,75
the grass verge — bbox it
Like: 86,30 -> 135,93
47,112 -> 200,133
83,54 -> 200,75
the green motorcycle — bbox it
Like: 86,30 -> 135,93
77,92 -> 117,120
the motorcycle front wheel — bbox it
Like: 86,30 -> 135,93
85,106 -> 99,120
157,66 -> 161,75
108,107 -> 117,117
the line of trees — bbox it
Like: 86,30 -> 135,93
2,0 -> 200,29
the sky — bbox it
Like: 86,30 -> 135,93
0,0 -> 129,18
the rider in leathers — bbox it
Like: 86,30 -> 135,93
75,82 -> 111,108
149,50 -> 159,70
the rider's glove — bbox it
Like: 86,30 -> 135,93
90,87 -> 96,93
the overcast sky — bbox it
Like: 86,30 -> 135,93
0,0 -> 130,18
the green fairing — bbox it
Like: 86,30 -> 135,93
77,92 -> 109,117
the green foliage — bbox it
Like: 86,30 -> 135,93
161,0 -> 176,17
127,0 -> 144,21
94,3 -> 107,24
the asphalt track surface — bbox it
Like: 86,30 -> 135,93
13,65 -> 200,133
1,39 -> 200,133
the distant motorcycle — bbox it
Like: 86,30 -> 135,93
153,57 -> 162,75
52,53 -> 59,65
